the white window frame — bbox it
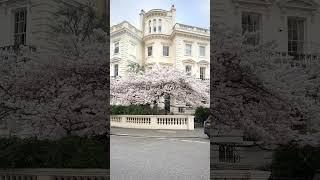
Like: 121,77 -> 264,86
287,16 -> 305,55
200,66 -> 206,80
241,11 -> 262,46
185,65 -> 192,76
153,19 -> 156,33
163,46 -> 169,56
158,19 -> 162,33
178,107 -> 185,113
199,46 -> 206,57
185,43 -> 192,56
114,41 -> 119,54
13,8 -> 27,47
114,64 -> 119,77
147,46 -> 153,57
130,42 -> 136,57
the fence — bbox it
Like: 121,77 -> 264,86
111,115 -> 194,130
211,170 -> 271,180
0,169 -> 109,180
275,51 -> 320,67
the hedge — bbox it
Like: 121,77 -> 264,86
194,107 -> 210,124
111,105 -> 166,115
0,135 -> 109,168
271,144 -> 320,179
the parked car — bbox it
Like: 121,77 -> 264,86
203,115 -> 212,138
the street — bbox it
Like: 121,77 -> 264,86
110,128 -> 210,180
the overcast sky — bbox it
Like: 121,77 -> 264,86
110,0 -> 210,29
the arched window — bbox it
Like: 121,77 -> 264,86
153,19 -> 156,32
114,64 -> 119,77
158,19 -> 162,33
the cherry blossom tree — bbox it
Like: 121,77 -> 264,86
111,65 -> 209,110
0,2 -> 109,139
211,23 -> 320,147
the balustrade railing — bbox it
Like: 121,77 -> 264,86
174,23 -> 209,34
111,115 -> 194,130
274,51 -> 320,67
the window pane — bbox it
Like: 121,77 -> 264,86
163,46 -> 169,56
199,46 -> 205,56
158,19 -> 162,32
288,17 -> 305,54
241,12 -> 261,45
200,67 -> 206,80
186,65 -> 192,76
153,19 -> 156,32
148,46 -> 152,56
185,44 -> 192,56
114,42 -> 119,54
114,64 -> 119,77
14,8 -> 27,46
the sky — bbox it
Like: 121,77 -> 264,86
110,0 -> 210,29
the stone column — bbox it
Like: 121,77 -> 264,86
187,116 -> 194,130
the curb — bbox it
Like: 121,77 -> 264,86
110,133 -> 209,139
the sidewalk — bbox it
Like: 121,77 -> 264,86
111,127 -> 208,139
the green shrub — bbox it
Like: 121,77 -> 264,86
111,105 -> 166,115
0,135 -> 109,168
271,144 -> 320,179
194,107 -> 210,124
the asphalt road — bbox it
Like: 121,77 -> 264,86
110,134 -> 209,180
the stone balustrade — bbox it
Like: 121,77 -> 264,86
0,169 -> 109,180
111,115 -> 194,130
174,23 -> 209,35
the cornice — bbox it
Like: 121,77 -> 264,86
232,0 -> 273,7
111,28 -> 142,41
277,0 -> 319,12
144,9 -> 168,18
277,0 -> 319,22
143,34 -> 171,41
182,59 -> 196,64
231,0 -> 273,15
110,57 -> 122,63
171,30 -> 210,41
198,60 -> 209,65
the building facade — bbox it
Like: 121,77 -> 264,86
213,0 -> 320,65
0,0 -> 107,51
110,5 -> 210,80
110,5 -> 210,114
0,0 -> 107,137
211,1 -> 320,179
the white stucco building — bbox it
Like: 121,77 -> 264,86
110,5 -> 210,114
0,0 -> 107,51
213,0 -> 320,65
211,1 -> 320,179
110,5 -> 210,80
0,0 -> 107,137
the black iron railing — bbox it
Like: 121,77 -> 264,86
275,51 -> 320,67
0,45 -> 36,53
218,144 -> 241,163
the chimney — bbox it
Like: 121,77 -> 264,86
171,5 -> 176,25
139,9 -> 145,31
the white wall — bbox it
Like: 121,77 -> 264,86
214,0 -> 320,53
0,0 -> 99,50
174,35 -> 210,79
